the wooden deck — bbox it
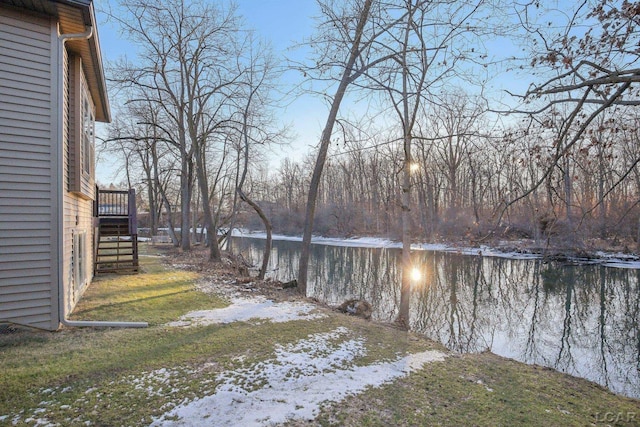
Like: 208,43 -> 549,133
94,189 -> 139,274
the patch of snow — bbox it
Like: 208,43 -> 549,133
594,251 -> 640,268
600,260 -> 640,269
235,230 -> 399,249
235,230 -> 640,268
595,250 -> 639,260
235,230 -> 541,258
151,327 -> 446,426
419,244 -> 542,260
167,295 -> 325,327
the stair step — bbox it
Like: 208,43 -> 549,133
97,247 -> 134,251
96,268 -> 139,273
97,243 -> 134,246
94,227 -> 139,275
96,255 -> 136,260
96,261 -> 136,265
96,260 -> 138,265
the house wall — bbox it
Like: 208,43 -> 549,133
0,4 -> 101,330
0,6 -> 59,330
62,52 -> 95,315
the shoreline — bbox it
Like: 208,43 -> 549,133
231,230 -> 640,269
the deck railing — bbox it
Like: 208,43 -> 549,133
96,189 -> 128,216
95,188 -> 137,234
94,188 -> 139,274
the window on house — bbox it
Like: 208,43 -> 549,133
82,92 -> 94,177
68,55 -> 95,198
73,231 -> 88,289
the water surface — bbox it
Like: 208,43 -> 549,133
231,236 -> 640,398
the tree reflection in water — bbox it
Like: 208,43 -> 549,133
231,236 -> 640,398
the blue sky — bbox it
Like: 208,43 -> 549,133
95,0 -> 320,57
94,0 -> 326,184
92,0 -> 544,185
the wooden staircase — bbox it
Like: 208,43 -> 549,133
94,189 -> 139,274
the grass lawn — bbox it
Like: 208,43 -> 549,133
1,244 -> 639,426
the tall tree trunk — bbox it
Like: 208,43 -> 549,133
395,0 -> 423,330
417,177 -> 430,238
140,143 -> 158,235
597,144 -> 606,238
237,189 -> 272,279
151,140 -> 179,247
398,144 -> 413,329
160,190 -> 179,246
298,0 -> 373,293
147,180 -> 158,235
237,114 -> 272,279
563,156 -> 572,226
192,186 -> 200,244
180,154 -> 193,250
195,146 -> 222,261
226,148 -> 242,253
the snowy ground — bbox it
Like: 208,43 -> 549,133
152,287 -> 446,426
167,295 -> 326,327
152,325 -> 445,426
232,229 -> 640,269
9,287 -> 446,427
145,227 -> 640,268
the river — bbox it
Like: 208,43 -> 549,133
230,235 -> 640,398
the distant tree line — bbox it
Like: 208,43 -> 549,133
251,104 -> 640,251
99,0 -> 640,263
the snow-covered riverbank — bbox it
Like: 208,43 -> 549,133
232,229 -> 640,269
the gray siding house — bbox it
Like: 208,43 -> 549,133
0,0 -> 110,330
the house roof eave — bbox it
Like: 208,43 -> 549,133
0,0 -> 111,122
84,3 -> 110,123
57,1 -> 111,123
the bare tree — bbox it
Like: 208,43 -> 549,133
503,0 -> 640,223
363,0 -> 489,327
101,98 -> 184,245
110,0 -> 241,252
234,35 -> 287,279
297,0 -> 376,293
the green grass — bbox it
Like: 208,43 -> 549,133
311,353 -> 640,427
0,319 -> 351,425
70,247 -> 225,325
0,246 -> 370,424
1,244 -> 639,426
